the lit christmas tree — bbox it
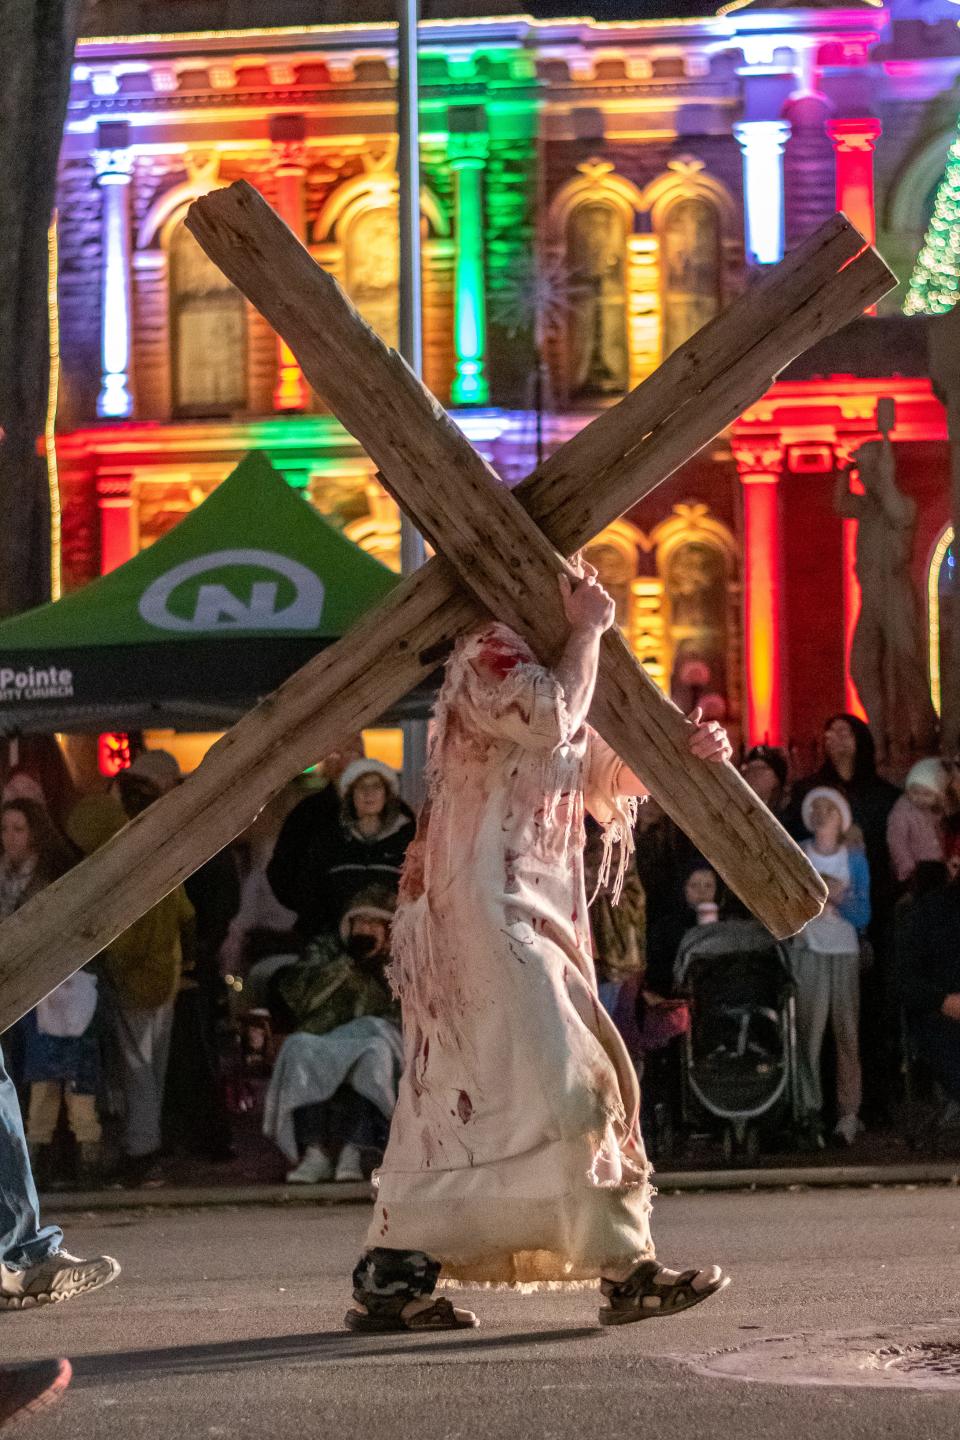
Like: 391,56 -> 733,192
904,132 -> 960,315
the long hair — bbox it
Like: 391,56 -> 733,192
1,798 -> 77,879
820,712 -> 879,789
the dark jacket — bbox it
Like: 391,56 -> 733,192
785,714 -> 900,914
896,881 -> 960,1018
268,786 -> 415,938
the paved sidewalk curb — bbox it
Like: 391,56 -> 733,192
39,1161 -> 960,1212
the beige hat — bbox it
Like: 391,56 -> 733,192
128,749 -> 182,792
905,758 -> 948,798
801,785 -> 853,836
337,757 -> 399,799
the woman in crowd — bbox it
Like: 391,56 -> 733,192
788,714 -> 898,890
887,757 -> 948,891
322,760 -> 416,927
740,744 -> 789,822
0,800 -> 73,920
0,801 -> 103,1187
786,713 -> 899,1124
266,736 -> 366,942
792,787 -> 871,1148
644,861 -> 724,998
897,815 -> 960,1124
69,786 -> 195,1186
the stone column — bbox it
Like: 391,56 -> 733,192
827,117 -> 881,242
96,473 -> 136,573
734,441 -> 786,744
733,120 -> 791,266
449,132 -> 489,406
270,115 -> 308,412
94,136 -> 134,419
827,118 -> 882,313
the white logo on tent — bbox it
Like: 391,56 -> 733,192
138,549 -> 325,633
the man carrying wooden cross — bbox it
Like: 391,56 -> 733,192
0,185 -> 893,1336
346,560 -> 731,1333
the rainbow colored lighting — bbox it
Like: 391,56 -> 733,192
741,471 -> 783,745
450,142 -> 489,406
97,164 -> 134,420
734,121 -> 790,266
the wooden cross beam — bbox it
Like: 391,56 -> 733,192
0,193 -> 894,1033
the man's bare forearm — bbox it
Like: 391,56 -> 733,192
555,623 -> 603,735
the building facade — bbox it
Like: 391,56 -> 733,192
55,0 -> 960,765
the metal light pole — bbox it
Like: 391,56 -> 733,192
397,0 -> 429,807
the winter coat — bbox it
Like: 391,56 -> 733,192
268,784 -> 414,938
896,881 -> 960,1019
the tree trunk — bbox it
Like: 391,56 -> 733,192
0,0 -> 81,615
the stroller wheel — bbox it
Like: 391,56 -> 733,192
721,1126 -> 735,1165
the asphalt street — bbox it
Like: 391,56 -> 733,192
3,1186 -> 960,1439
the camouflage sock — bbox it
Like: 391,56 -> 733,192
351,1248 -> 442,1318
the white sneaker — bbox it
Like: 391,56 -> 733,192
834,1114 -> 863,1147
285,1146 -> 334,1184
334,1144 -> 364,1183
0,1250 -> 120,1310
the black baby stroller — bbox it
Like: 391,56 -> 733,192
673,919 -> 802,1163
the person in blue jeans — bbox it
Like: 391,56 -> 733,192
0,1043 -> 120,1309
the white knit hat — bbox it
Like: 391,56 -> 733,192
905,757 -> 948,798
801,785 -> 852,836
337,757 -> 400,799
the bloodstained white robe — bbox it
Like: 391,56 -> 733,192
367,623 -> 655,1288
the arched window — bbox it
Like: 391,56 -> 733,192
929,524 -> 956,717
565,201 -> 629,399
661,198 -> 721,358
169,219 -> 246,416
651,502 -> 739,737
344,203 -> 400,348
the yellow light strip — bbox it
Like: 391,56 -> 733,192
78,13 -> 714,48
46,214 -> 62,603
928,523 -> 953,717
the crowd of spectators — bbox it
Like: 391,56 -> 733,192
612,713 -> 960,1156
3,709 -> 960,1189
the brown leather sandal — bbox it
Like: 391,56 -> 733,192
344,1296 -> 479,1333
599,1261 -> 730,1326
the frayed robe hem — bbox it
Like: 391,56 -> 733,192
368,1150 -> 656,1291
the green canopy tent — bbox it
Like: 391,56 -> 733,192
0,452 -> 430,735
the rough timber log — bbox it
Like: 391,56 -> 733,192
0,196 -> 894,1033
186,184 -> 885,935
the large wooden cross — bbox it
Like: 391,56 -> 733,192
0,187 -> 895,1033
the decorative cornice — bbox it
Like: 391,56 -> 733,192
94,147 -> 134,181
447,132 -> 490,167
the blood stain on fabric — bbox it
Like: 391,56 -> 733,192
457,1091 -> 474,1124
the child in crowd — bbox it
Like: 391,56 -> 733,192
23,971 -> 102,1190
887,757 -> 948,889
793,786 -> 871,1147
